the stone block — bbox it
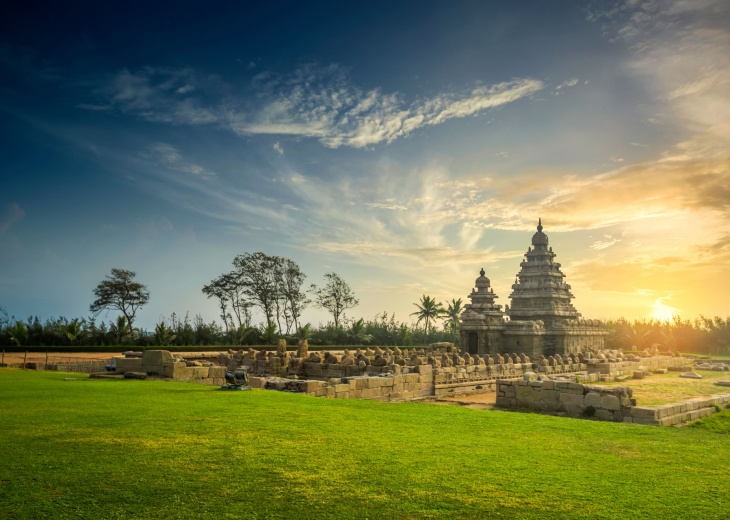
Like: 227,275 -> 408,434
601,395 -> 621,411
630,407 -> 658,420
248,376 -> 265,389
208,366 -> 226,379
584,392 -> 602,408
541,380 -> 554,390
559,393 -> 584,407
334,384 -> 349,394
541,390 -> 559,403
680,372 -> 702,379
301,380 -> 323,393
516,386 -> 536,400
124,372 -> 147,379
561,386 -> 584,395
405,373 -> 420,383
141,350 -> 173,367
632,417 -> 658,425
595,409 -> 611,421
416,364 -> 432,375
114,357 -> 143,373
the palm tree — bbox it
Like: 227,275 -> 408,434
410,295 -> 444,344
618,321 -> 654,350
348,318 -> 374,345
9,321 -> 28,346
444,298 -> 463,345
60,318 -> 86,345
154,322 -> 177,346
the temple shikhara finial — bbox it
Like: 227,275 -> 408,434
459,222 -> 606,358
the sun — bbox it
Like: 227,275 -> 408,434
651,299 -> 679,321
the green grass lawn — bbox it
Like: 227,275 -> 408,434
1,370 -> 729,520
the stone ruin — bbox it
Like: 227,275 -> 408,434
460,220 -> 608,359
109,341 -> 690,404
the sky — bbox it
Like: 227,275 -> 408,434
1,0 -> 729,330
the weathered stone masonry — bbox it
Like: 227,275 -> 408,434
460,220 -> 607,358
496,378 -> 730,425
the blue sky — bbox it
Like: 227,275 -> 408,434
2,0 -> 729,329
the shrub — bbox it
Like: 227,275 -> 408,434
582,405 -> 596,417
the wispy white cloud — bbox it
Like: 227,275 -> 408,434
143,143 -> 217,177
273,141 -> 284,155
88,63 -> 543,149
236,66 -> 543,148
555,78 -> 579,89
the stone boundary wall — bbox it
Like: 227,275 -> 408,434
496,379 -> 730,425
588,356 -> 687,376
253,365 -> 436,401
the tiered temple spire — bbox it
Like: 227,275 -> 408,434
506,219 -> 580,327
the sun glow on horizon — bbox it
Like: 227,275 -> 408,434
650,298 -> 679,322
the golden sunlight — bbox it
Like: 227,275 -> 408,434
650,298 -> 679,321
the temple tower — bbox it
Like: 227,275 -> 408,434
507,219 -> 580,329
459,268 -> 505,355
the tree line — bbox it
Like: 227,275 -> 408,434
1,253 -> 729,355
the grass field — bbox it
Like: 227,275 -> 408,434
1,369 -> 729,519
591,369 -> 730,405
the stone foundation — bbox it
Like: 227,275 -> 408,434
495,379 -> 730,425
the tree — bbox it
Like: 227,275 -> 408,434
154,321 -> 176,346
90,268 -> 149,335
202,272 -> 251,332
444,298 -> 463,345
59,318 -> 86,345
410,295 -> 444,344
233,253 -> 280,328
348,318 -> 374,345
8,321 -> 28,346
278,258 -> 309,334
310,272 -> 359,328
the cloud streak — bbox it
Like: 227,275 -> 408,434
85,63 -> 543,149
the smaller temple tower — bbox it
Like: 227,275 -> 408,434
459,268 -> 505,355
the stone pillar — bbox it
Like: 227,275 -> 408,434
297,339 -> 309,359
277,339 -> 287,358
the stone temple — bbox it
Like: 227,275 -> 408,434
459,219 -> 606,358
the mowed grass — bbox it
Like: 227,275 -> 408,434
591,369 -> 730,405
1,371 -> 729,520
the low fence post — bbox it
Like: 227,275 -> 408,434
23,351 -> 28,370
45,351 -> 48,371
